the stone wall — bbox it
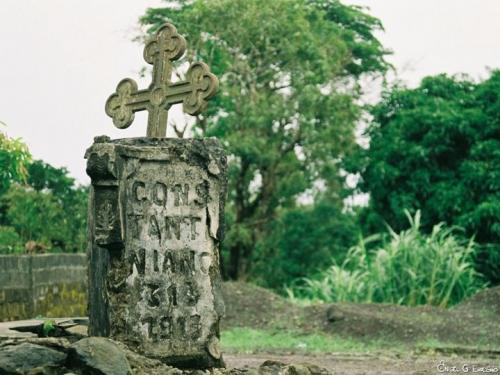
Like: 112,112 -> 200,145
0,254 -> 87,321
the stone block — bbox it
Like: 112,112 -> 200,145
86,137 -> 226,368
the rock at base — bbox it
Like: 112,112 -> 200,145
69,337 -> 132,375
257,360 -> 330,375
0,334 -> 332,375
0,342 -> 67,374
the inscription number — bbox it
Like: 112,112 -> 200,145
143,282 -> 199,308
143,314 -> 202,342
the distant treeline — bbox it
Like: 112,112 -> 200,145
0,1 -> 498,304
0,140 -> 87,255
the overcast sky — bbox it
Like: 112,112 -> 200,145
1,0 -> 499,183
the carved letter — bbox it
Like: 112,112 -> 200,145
153,249 -> 159,272
162,251 -> 175,273
149,215 -> 161,243
153,182 -> 167,206
189,216 -> 202,240
133,181 -> 147,202
176,316 -> 186,336
194,181 -> 209,207
179,250 -> 196,274
135,248 -> 146,276
142,316 -> 155,340
166,284 -> 177,307
189,314 -> 201,339
159,316 -> 173,339
147,283 -> 161,308
184,280 -> 199,306
165,216 -> 181,240
172,184 -> 189,206
199,252 -> 211,274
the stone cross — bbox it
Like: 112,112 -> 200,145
86,22 -> 226,369
105,23 -> 218,137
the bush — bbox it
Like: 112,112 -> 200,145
289,211 -> 486,307
0,159 -> 88,254
0,185 -> 87,253
251,200 -> 359,291
0,130 -> 31,194
0,226 -> 23,254
348,72 -> 500,284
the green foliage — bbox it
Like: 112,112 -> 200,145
290,211 -> 486,307
0,130 -> 31,194
252,199 -> 359,290
28,160 -> 76,198
2,186 -> 65,250
141,0 -> 389,279
26,160 -> 88,252
0,226 -> 23,254
348,71 -> 500,284
0,159 -> 88,254
42,319 -> 56,337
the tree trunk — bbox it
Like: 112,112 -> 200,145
227,242 -> 253,280
227,243 -> 241,279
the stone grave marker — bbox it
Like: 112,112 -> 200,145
85,23 -> 225,368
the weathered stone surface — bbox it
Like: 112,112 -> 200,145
0,342 -> 67,374
69,337 -> 132,375
85,137 -> 227,368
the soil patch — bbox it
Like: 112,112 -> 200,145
225,352 -> 500,375
221,281 -> 302,330
222,282 -> 500,349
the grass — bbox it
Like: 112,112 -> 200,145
222,328 -> 500,356
221,327 -> 395,354
288,210 -> 486,307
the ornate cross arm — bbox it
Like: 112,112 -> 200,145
105,23 -> 219,138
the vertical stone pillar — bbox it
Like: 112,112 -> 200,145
85,136 -> 226,368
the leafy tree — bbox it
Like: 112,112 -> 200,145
0,129 -> 87,254
0,129 -> 31,194
252,199 -> 360,290
0,159 -> 88,254
28,160 -> 75,198
0,183 -> 87,254
27,160 -> 88,251
0,129 -> 31,246
141,0 -> 389,279
349,72 -> 500,284
0,226 -> 23,254
2,186 -> 65,247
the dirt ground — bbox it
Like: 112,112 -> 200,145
225,352 -> 500,375
221,282 -> 500,373
2,282 -> 498,374
222,282 -> 500,349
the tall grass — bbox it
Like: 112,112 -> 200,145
289,211 -> 486,307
